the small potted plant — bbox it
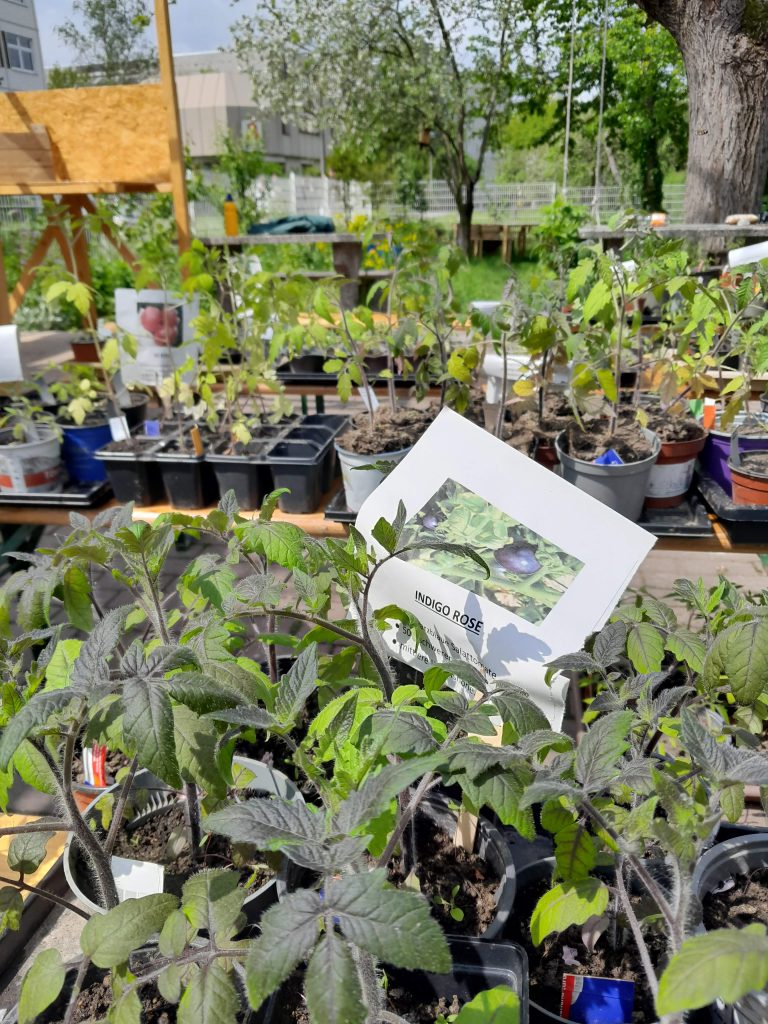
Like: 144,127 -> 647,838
0,397 -> 61,494
555,252 -> 660,521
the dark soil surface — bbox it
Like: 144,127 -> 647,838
647,417 -> 706,444
703,867 -> 768,930
98,437 -> 158,455
507,873 -> 661,1023
72,748 -> 131,786
388,813 -> 499,936
505,395 -> 573,455
386,988 -> 463,1024
736,452 -> 768,479
109,802 -> 275,899
561,416 -> 654,464
40,976 -> 177,1024
269,972 -> 466,1024
338,407 -> 437,455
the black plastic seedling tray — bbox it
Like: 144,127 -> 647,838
0,479 -> 111,507
324,486 -> 356,523
697,473 -> 768,544
94,437 -> 166,506
639,492 -> 714,538
205,414 -> 349,513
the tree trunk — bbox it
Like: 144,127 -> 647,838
456,181 -> 475,255
634,0 -> 768,222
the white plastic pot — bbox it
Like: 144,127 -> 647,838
336,442 -> 411,513
0,427 -> 61,493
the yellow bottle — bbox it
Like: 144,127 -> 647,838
223,194 -> 240,237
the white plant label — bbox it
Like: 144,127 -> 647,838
109,416 -> 130,442
0,325 -> 24,383
115,288 -> 200,388
357,386 -> 380,413
356,408 -> 656,729
111,856 -> 165,902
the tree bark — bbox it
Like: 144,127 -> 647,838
456,181 -> 475,255
633,0 -> 768,222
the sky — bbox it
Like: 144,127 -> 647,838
34,0 -> 237,67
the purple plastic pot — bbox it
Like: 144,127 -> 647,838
700,415 -> 768,495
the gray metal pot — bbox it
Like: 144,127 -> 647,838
64,757 -> 302,923
693,832 -> 768,1024
555,427 -> 660,522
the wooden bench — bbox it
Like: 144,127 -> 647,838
199,234 -> 390,309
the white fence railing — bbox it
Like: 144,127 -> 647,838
0,178 -> 689,238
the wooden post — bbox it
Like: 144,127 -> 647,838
332,239 -> 362,310
64,196 -> 97,328
0,237 -> 11,324
154,0 -> 191,255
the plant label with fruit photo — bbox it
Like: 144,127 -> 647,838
115,288 -> 199,387
356,408 -> 656,728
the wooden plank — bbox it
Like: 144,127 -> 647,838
580,224 -> 768,239
63,196 -> 97,327
0,236 -> 11,325
154,0 -> 191,255
8,223 -> 57,315
131,489 -> 348,537
0,84 -> 171,188
0,181 -> 171,196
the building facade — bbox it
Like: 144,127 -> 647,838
173,52 -> 328,175
0,0 -> 44,91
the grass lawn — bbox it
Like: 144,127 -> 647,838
452,254 -> 553,308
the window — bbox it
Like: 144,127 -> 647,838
4,33 -> 34,72
280,120 -> 291,136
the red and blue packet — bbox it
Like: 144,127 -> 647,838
561,974 -> 635,1023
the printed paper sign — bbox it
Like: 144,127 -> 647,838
115,288 -> 199,388
0,325 -> 24,383
356,409 -> 656,729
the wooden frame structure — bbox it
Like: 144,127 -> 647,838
0,0 -> 189,325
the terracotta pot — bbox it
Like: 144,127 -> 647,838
645,428 -> 708,509
533,440 -> 559,471
70,339 -> 99,362
729,452 -> 768,506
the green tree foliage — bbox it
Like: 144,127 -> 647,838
55,0 -> 157,85
231,0 -> 544,250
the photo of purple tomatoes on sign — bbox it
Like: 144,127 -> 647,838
399,478 -> 584,625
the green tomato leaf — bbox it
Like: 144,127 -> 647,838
18,948 -> 65,1024
305,931 -> 365,1024
81,894 -> 179,968
530,880 -> 609,946
656,924 -> 768,1015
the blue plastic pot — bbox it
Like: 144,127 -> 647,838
61,421 -> 113,484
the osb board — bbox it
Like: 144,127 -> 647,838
0,814 -> 66,900
0,84 -> 170,190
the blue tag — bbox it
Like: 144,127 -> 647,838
144,420 -> 161,437
594,448 -> 624,466
561,974 -> 634,1022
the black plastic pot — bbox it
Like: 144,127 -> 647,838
114,393 -> 150,432
693,831 -> 768,1024
264,937 -> 529,1024
206,440 -> 275,512
155,443 -> 219,509
267,438 -> 327,514
5,950 -> 261,1024
420,795 -> 516,941
94,436 -> 165,505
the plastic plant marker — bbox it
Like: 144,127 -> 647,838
190,426 -> 204,456
110,856 -> 165,902
593,449 -> 624,466
144,420 -> 161,437
560,974 -> 634,1023
109,416 -> 130,442
453,807 -> 478,851
0,325 -> 23,383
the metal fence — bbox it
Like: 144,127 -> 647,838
0,178 -> 689,240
